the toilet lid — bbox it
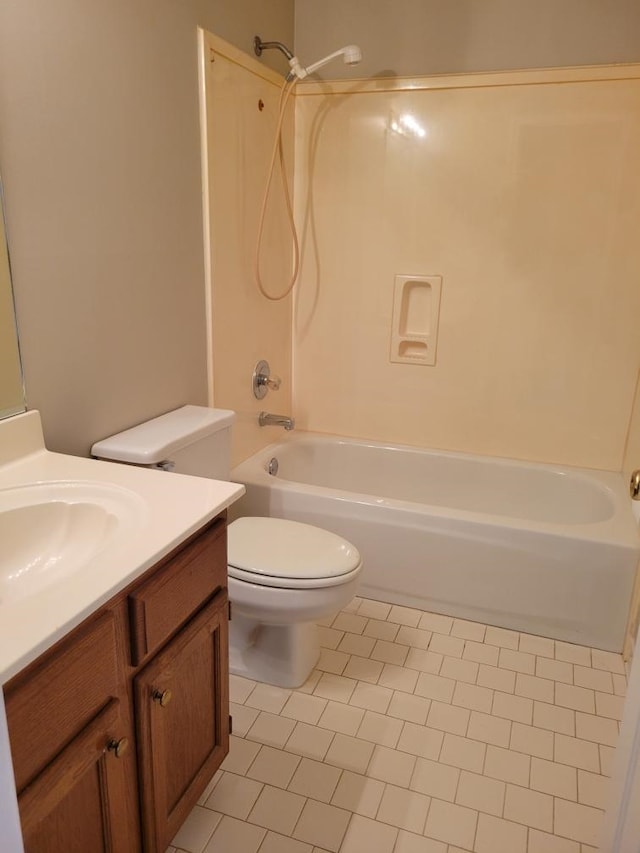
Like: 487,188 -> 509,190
227,517 -> 361,581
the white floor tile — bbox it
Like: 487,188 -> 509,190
455,769 -> 505,816
367,744 -> 416,786
221,736 -> 261,775
394,829 -> 447,852
229,675 -> 257,704
439,733 -> 486,773
483,744 -> 530,786
504,783 -> 553,831
331,770 -> 385,817
247,785 -> 306,836
409,756 -> 460,801
474,812 -> 527,853
246,711 -> 297,748
349,681 -> 393,713
292,799 -> 351,852
281,693 -> 328,726
396,722 -> 444,759
203,815 -> 265,853
356,709 -> 403,747
288,757 -> 342,803
324,733 -> 375,774
376,784 -> 430,833
423,798 -> 478,849
313,673 -> 357,703
245,683 -> 292,714
246,745 -> 301,787
451,618 -> 486,642
554,798 -> 604,846
466,710 -> 511,748
172,806 -> 223,853
285,722 -> 335,761
377,663 -> 419,693
415,672 -> 456,703
317,700 -> 365,736
205,772 -> 263,820
339,814 -> 398,853
175,599 -> 620,853
229,703 -> 260,737
257,831 -> 313,853
554,734 -> 601,772
342,655 -> 384,684
386,691 -> 431,725
530,757 -> 577,801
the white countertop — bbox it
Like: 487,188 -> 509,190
0,411 -> 245,684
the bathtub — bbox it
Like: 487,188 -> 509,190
231,434 -> 640,651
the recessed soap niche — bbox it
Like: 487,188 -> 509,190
390,274 -> 442,365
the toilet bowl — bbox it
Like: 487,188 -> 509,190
91,406 -> 362,688
227,516 -> 362,686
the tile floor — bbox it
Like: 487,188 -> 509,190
168,597 -> 627,853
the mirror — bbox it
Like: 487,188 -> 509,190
0,180 -> 25,419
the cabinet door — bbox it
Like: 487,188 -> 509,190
134,590 -> 229,853
18,698 -> 138,853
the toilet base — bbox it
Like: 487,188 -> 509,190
229,614 -> 320,688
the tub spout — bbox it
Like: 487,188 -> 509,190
259,411 -> 295,430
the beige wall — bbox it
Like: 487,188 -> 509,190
295,0 -> 640,79
0,0 -> 293,456
202,33 -> 293,465
293,67 -> 640,470
0,217 -> 23,419
624,372 -> 640,483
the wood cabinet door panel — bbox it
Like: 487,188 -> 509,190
19,698 -> 138,853
134,590 -> 229,853
6,610 -> 121,792
129,519 -> 226,665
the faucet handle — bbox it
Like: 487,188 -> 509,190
252,360 -> 281,399
264,374 -> 281,391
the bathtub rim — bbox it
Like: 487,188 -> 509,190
231,431 -> 640,549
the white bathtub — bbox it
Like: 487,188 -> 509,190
231,434 -> 640,651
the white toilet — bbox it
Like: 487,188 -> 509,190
92,405 -> 362,687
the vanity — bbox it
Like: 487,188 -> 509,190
0,411 -> 244,852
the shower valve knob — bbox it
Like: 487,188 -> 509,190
252,360 -> 281,398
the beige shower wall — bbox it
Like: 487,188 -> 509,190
202,33 -> 293,465
293,67 -> 640,470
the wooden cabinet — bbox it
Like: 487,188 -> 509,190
135,591 -> 229,851
3,516 -> 229,853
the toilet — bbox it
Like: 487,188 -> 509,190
91,405 -> 362,688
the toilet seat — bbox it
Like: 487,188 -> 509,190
228,516 -> 362,590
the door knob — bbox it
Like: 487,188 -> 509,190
152,688 -> 172,707
107,737 -> 129,758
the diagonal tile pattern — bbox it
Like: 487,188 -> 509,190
169,597 -> 626,853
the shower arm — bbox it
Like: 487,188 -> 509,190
254,36 -> 293,61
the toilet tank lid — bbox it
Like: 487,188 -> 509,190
91,405 -> 235,465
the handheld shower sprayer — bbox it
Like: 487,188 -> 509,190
252,36 -> 363,300
288,44 -> 363,80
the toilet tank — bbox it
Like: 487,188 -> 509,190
91,406 -> 235,480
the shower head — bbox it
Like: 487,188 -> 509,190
288,45 -> 363,80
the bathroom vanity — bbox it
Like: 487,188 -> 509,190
0,411 -> 244,852
5,517 -> 228,852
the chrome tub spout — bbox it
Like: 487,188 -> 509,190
258,412 -> 295,430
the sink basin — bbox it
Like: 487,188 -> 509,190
0,481 -> 146,604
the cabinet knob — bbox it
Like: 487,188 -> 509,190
107,737 -> 129,759
152,688 -> 172,707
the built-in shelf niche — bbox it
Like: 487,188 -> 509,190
390,274 -> 442,365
